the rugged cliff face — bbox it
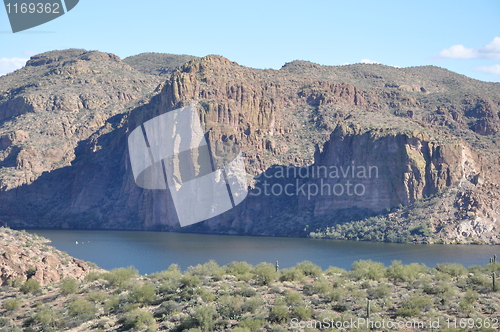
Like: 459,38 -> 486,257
1,50 -> 500,243
307,126 -> 483,215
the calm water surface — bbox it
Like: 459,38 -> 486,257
28,230 -> 500,275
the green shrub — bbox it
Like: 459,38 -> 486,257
350,260 -> 385,281
68,299 -> 96,320
84,271 -> 101,282
409,223 -> 433,236
178,288 -> 196,302
123,309 -> 156,331
279,267 -> 305,282
236,284 -> 257,297
225,261 -> 253,281
284,290 -> 303,306
7,277 -> 24,288
180,274 -> 202,288
193,306 -> 217,331
295,261 -> 323,277
188,260 -> 224,280
34,305 -> 61,327
291,305 -> 314,320
103,266 -> 138,288
367,284 -> 391,299
482,262 -> 500,274
157,300 -> 180,316
238,317 -> 265,332
467,273 -> 490,289
324,266 -> 347,276
396,294 -> 432,317
195,287 -> 216,302
317,310 -> 339,324
311,279 -> 333,294
159,277 -> 181,295
129,283 -> 156,304
59,278 -> 79,296
86,291 -> 107,303
386,260 -> 427,282
332,302 -> 351,312
267,325 -> 287,332
2,297 -> 22,311
269,305 -> 289,323
436,280 -> 456,295
20,279 -> 41,294
436,263 -> 467,278
242,297 -> 263,313
423,280 -> 456,299
467,265 -> 484,274
232,327 -> 251,332
459,289 -> 479,316
104,295 -> 120,313
218,295 -> 243,319
301,284 -> 314,296
149,264 -> 182,280
324,288 -> 348,302
252,263 -> 277,285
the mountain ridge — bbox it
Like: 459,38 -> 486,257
0,49 -> 499,244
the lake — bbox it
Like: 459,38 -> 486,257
28,230 -> 500,275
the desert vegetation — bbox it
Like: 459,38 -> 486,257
2,258 -> 500,331
309,188 -> 483,245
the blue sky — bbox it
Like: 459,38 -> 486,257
1,0 -> 499,82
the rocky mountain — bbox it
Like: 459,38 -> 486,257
0,227 -> 96,285
1,49 -> 500,244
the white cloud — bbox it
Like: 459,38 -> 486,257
480,37 -> 500,59
439,37 -> 500,60
360,58 -> 380,64
476,64 -> 500,75
438,44 -> 477,59
0,57 -> 28,76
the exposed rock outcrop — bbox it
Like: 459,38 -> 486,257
0,228 -> 95,285
306,126 -> 482,215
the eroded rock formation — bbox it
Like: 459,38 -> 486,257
1,50 -> 500,243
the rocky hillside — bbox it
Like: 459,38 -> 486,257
0,49 -> 162,190
2,256 -> 500,332
1,49 -> 500,244
0,227 -> 96,286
